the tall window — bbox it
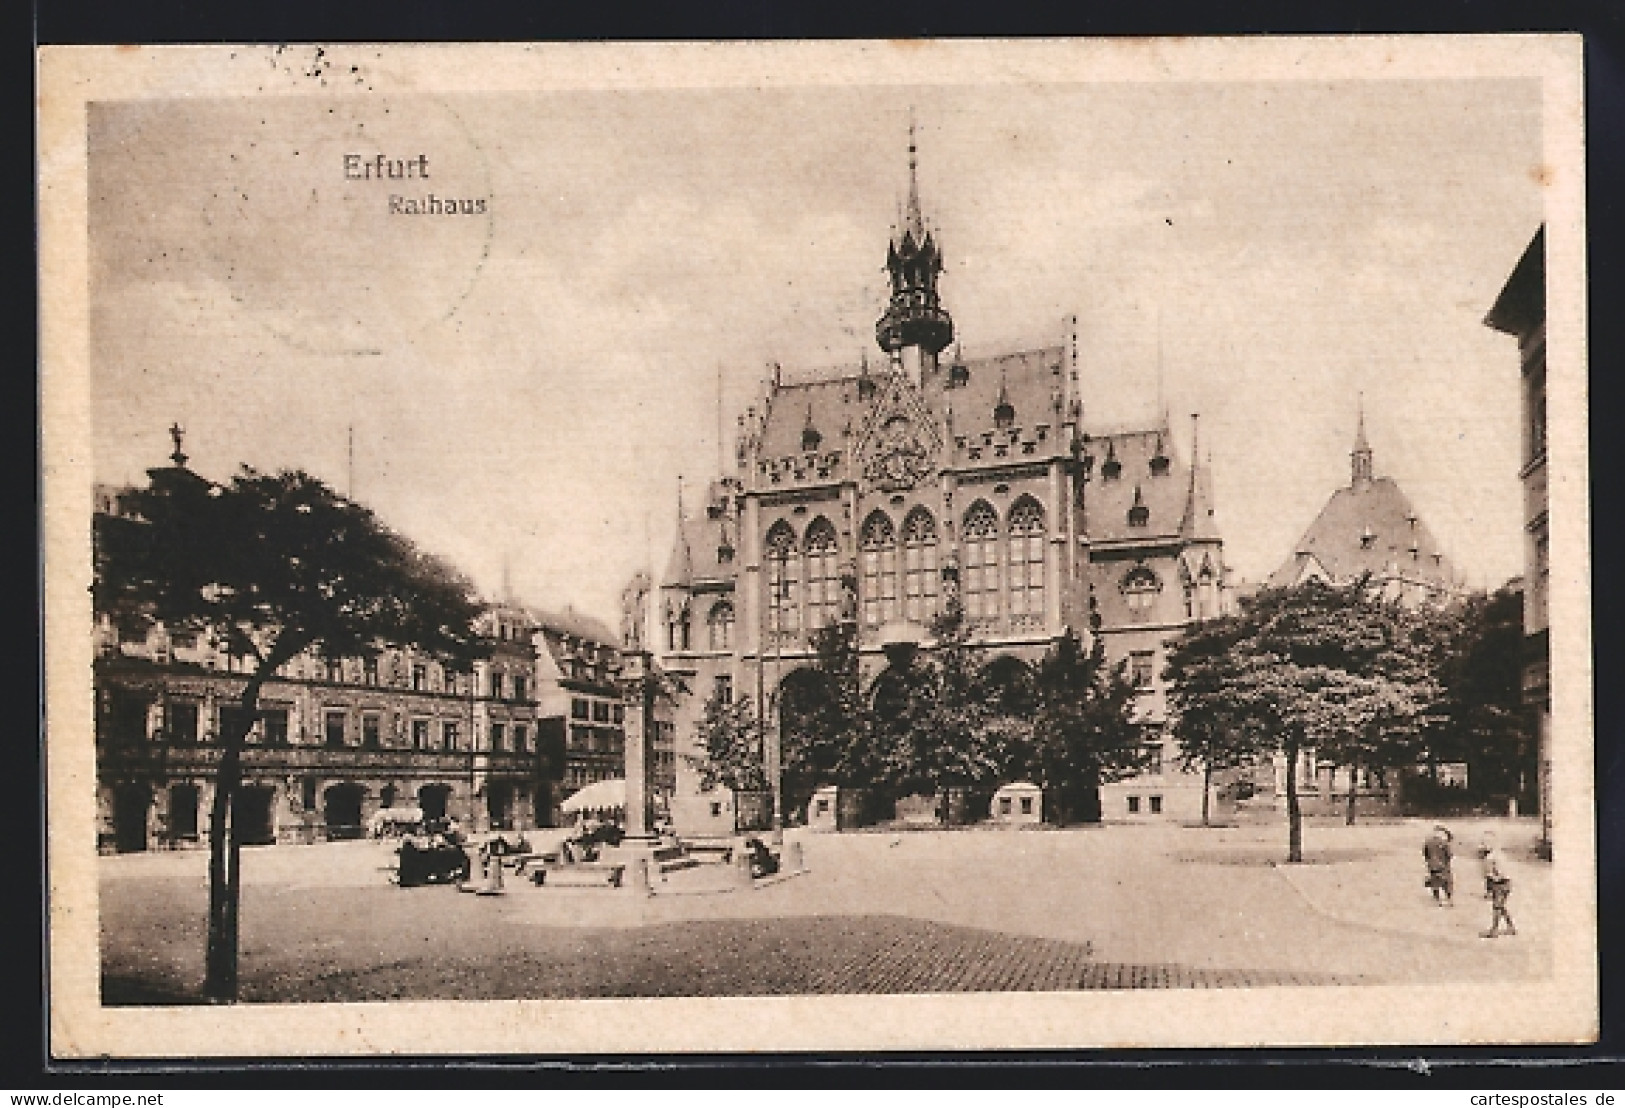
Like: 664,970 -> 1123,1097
1007,498 -> 1046,624
443,720 -> 460,750
860,512 -> 898,628
324,711 -> 347,749
490,722 -> 505,752
901,508 -> 939,623
804,517 -> 840,631
962,501 -> 1001,623
411,718 -> 429,750
1121,566 -> 1162,621
707,600 -> 735,651
766,521 -> 801,638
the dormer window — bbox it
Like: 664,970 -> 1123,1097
994,397 -> 1015,430
717,542 -> 735,565
1100,442 -> 1121,480
1127,485 -> 1149,528
1149,434 -> 1170,477
1359,526 -> 1376,549
802,408 -> 822,453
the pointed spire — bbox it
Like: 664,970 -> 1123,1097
1351,395 -> 1374,486
904,107 -> 924,241
1182,413 -> 1221,541
663,477 -> 694,588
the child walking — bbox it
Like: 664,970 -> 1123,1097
1423,825 -> 1454,906
1478,832 -> 1516,938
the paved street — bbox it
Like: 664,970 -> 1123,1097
100,817 -> 1550,1003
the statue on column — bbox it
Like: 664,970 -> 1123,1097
620,572 -> 651,653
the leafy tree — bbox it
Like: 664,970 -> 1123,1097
779,619 -> 874,818
1422,584 -> 1536,809
1164,614 -> 1260,825
95,465 -> 486,1000
1165,579 -> 1444,860
689,689 -> 768,793
1027,629 -> 1146,824
880,606 -> 1010,815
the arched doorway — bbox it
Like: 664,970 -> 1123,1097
234,785 -> 277,846
168,783 -> 200,842
322,782 -> 365,840
418,783 -> 453,824
112,783 -> 150,853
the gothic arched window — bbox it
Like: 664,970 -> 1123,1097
1007,497 -> 1046,623
860,512 -> 898,628
804,517 -> 841,632
962,500 -> 1001,623
901,508 -> 939,623
766,521 -> 802,638
1121,565 -> 1162,621
707,599 -> 735,652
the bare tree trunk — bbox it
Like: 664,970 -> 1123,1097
202,641 -> 297,1002
1345,753 -> 1360,826
204,677 -> 260,1002
1202,761 -> 1212,826
1285,736 -> 1303,864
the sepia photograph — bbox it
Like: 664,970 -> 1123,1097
39,37 -> 1593,1055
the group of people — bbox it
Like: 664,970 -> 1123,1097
1423,825 -> 1518,938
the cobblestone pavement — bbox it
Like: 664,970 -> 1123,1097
102,889 -> 1360,1003
99,818 -> 1550,1003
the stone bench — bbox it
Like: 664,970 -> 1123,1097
532,862 -> 624,888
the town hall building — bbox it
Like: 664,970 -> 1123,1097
657,131 -> 1231,833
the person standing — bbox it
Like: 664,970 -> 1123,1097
1423,825 -> 1455,906
1477,832 -> 1517,938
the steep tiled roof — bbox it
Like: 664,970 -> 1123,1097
754,345 -> 1071,463
1267,477 -> 1457,589
1083,427 -> 1190,544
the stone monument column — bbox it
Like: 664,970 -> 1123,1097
619,648 -> 655,840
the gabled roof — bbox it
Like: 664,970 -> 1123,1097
1266,477 -> 1457,589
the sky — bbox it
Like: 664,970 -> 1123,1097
89,78 -> 1543,626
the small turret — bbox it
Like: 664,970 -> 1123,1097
875,116 -> 954,374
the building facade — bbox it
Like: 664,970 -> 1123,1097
657,135 -> 1229,831
1485,225 -> 1550,856
93,473 -> 554,853
533,608 -> 674,808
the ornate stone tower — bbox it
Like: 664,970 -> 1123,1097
875,119 -> 954,386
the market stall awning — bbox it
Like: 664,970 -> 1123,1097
560,778 -> 626,814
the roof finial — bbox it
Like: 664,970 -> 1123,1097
168,422 -> 187,468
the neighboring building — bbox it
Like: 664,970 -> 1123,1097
1267,407 -> 1464,608
532,608 -> 674,808
93,461 -> 553,853
1485,225 -> 1550,856
1259,409 -> 1467,815
657,131 -> 1230,831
